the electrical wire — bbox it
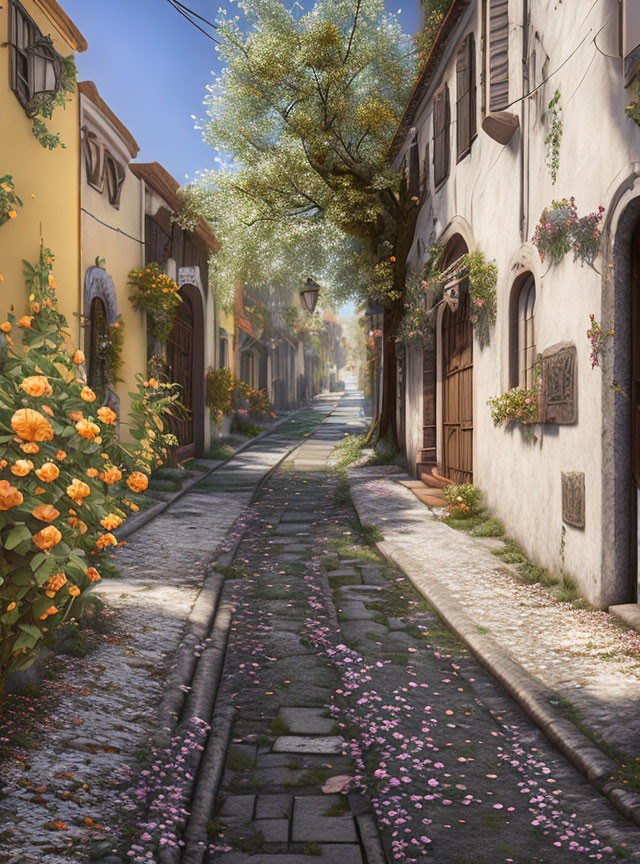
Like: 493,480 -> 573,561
164,0 -> 221,44
81,207 -> 145,245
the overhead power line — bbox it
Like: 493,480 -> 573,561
165,0 -> 221,44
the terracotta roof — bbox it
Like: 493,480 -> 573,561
35,0 -> 88,52
78,81 -> 140,159
389,0 -> 470,160
129,162 -> 220,252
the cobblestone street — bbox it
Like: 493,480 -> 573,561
2,394 -> 640,864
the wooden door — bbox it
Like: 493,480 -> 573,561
631,222 -> 640,598
442,284 -> 473,484
88,297 -> 108,406
168,294 -> 194,453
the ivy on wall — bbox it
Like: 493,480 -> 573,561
0,176 -> 22,227
545,89 -> 562,185
30,56 -> 77,150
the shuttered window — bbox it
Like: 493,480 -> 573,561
421,142 -> 430,200
510,275 -> 536,389
489,0 -> 509,111
433,83 -> 450,188
408,133 -> 421,198
456,33 -> 476,159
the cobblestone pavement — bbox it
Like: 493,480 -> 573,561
0,401 -> 338,864
202,393 -> 640,864
348,468 -> 640,758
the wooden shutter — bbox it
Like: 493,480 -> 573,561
408,134 -> 421,198
456,33 -> 476,158
489,0 -> 509,111
433,83 -> 450,188
421,142 -> 430,200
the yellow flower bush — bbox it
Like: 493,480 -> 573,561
0,245 -> 172,696
128,262 -> 182,345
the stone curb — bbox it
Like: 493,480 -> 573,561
115,404 -> 312,542
376,538 -> 640,826
346,478 -> 640,828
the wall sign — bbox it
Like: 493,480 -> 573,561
178,266 -> 201,289
539,342 -> 577,425
562,472 -> 585,529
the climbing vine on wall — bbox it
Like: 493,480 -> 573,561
545,89 -> 562,185
30,56 -> 78,150
0,176 -> 22,227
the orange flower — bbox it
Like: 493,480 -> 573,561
129,503 -> 139,512
48,273 -> 56,291
0,460 -> 7,468
0,480 -> 23,510
86,468 -> 99,478
11,459 -> 34,476
40,605 -> 59,620
100,513 -> 122,531
8,210 -> 17,219
0,322 -> 11,333
97,406 -> 117,424
20,375 -> 52,397
33,525 -> 62,551
68,585 -> 80,597
41,405 -> 54,416
87,567 -> 101,582
45,573 -> 67,593
69,411 -> 83,422
56,450 -> 66,461
6,602 -> 16,612
148,378 -> 159,390
76,419 -> 100,439
80,386 -> 96,403
66,479 -> 90,504
36,462 -> 59,482
31,302 -> 40,314
32,504 -> 60,523
34,486 -> 46,495
18,316 -> 32,328
20,442 -> 39,454
127,471 -> 148,493
96,532 -> 117,549
11,408 -> 54,442
68,516 -> 88,534
102,466 -> 122,484
73,350 -> 85,365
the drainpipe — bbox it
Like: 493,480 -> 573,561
520,0 -> 530,241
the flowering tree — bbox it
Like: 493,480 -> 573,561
0,247 -> 164,704
185,0 -> 422,446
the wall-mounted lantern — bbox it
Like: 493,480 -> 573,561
300,277 -> 320,314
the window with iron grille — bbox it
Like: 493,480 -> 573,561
8,0 -> 62,114
456,33 -> 476,159
433,83 -> 450,188
489,0 -> 509,112
510,274 -> 536,389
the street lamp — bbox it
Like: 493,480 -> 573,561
300,277 -> 320,314
25,37 -> 63,118
365,302 -> 384,333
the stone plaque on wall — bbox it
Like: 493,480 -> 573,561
562,472 -> 585,529
539,342 -> 577,424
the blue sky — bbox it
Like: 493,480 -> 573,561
62,0 -> 420,184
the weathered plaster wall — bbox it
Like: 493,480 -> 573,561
0,1 -> 83,337
399,0 -> 640,607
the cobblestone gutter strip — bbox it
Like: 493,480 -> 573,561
348,476 -> 640,830
116,406 -> 310,542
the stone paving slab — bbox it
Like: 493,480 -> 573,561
348,467 -> 640,757
279,707 -> 337,735
273,736 -> 344,754
291,795 -> 358,843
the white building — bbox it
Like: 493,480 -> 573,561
394,0 -> 640,608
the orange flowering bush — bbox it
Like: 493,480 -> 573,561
128,262 -> 181,345
0,246 -> 166,694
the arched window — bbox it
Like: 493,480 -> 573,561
104,151 -> 125,208
511,274 -> 536,388
88,296 -> 108,404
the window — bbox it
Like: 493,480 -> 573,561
406,132 -> 421,199
456,33 -> 476,159
433,82 -> 450,188
88,297 -> 108,404
104,152 -> 126,208
82,129 -> 104,192
145,216 -> 171,264
9,0 -> 62,114
489,0 -> 509,112
420,142 -> 430,200
510,275 -> 536,389
219,335 -> 229,369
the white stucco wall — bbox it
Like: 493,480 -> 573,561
399,0 -> 640,607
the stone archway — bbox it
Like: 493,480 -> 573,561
83,267 -> 120,413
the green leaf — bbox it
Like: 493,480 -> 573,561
5,524 -> 32,550
30,552 -> 47,572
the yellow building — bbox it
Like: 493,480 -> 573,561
78,80 -> 146,427
0,0 -> 86,333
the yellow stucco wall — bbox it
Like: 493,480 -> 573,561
79,95 -> 146,430
0,1 -> 82,341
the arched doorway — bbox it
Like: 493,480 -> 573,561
440,236 -> 473,484
167,284 -> 205,459
88,296 -> 108,405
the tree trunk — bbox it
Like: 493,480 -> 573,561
377,297 -> 404,446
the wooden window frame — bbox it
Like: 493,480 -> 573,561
420,141 -> 430,201
456,33 -> 477,162
510,274 -> 536,389
104,151 -> 126,209
488,0 -> 509,113
82,129 -> 105,192
433,82 -> 450,190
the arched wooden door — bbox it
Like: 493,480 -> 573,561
442,278 -> 474,484
168,293 -> 195,454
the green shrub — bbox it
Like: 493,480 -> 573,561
444,483 -> 482,517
